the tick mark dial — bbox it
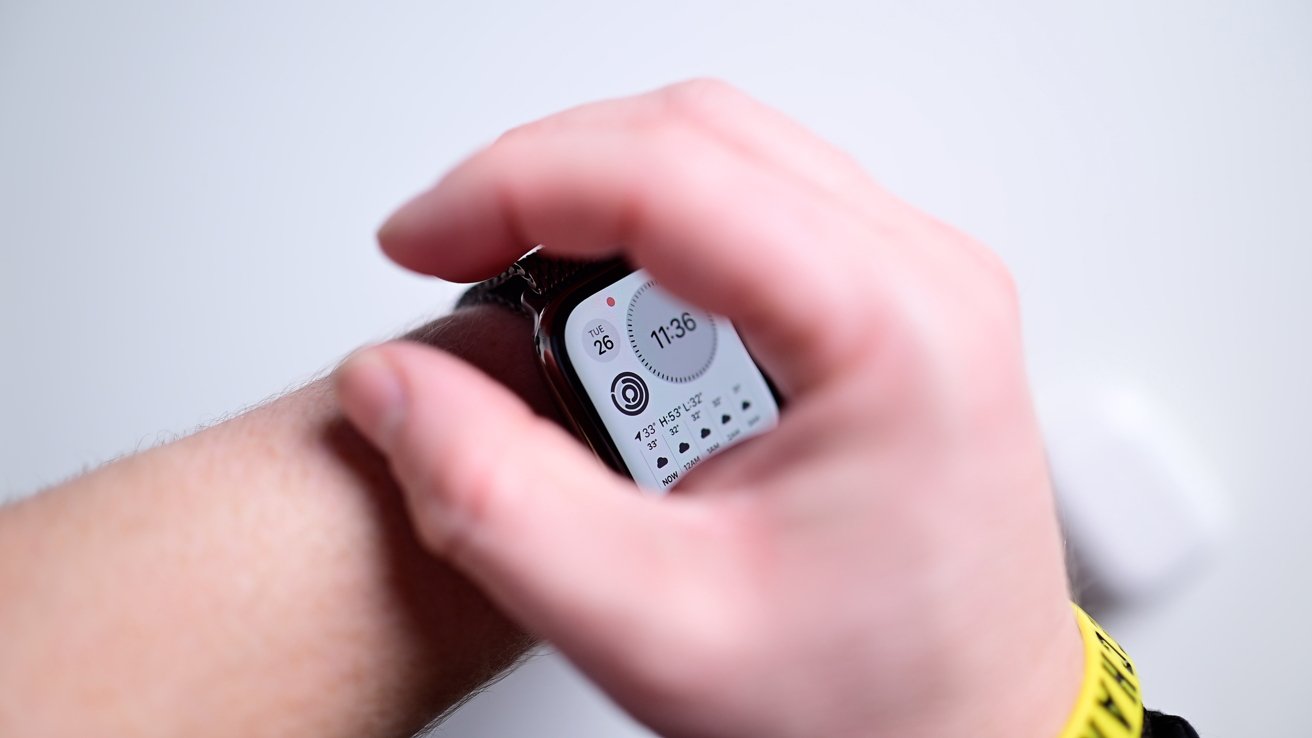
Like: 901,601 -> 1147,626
626,280 -> 717,383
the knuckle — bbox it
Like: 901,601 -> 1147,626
932,221 -> 1022,323
449,452 -> 503,527
974,242 -> 1021,312
662,77 -> 742,111
416,440 -> 512,560
657,77 -> 744,129
491,113 -> 575,154
491,120 -> 540,151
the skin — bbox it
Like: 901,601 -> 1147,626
1,79 -> 1084,738
336,79 -> 1086,738
0,307 -> 551,737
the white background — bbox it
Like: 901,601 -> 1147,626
2,2 -> 1308,736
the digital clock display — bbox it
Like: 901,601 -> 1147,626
626,279 -> 717,383
563,269 -> 780,491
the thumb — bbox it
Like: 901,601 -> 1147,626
333,341 -> 687,652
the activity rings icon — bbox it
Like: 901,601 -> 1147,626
610,372 -> 650,416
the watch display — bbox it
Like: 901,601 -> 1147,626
626,280 -> 717,383
556,269 -> 780,491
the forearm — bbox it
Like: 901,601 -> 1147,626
0,306 -> 549,738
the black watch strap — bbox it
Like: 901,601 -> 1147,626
455,251 -> 622,317
1143,711 -> 1200,738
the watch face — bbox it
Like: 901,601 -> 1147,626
553,268 -> 780,491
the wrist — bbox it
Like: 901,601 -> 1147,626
933,594 -> 1086,738
1029,602 -> 1090,738
406,304 -> 562,423
971,601 -> 1140,738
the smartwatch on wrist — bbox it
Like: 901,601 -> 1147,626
459,251 -> 782,491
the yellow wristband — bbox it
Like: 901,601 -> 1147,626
1058,604 -> 1144,738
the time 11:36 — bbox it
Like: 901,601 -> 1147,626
650,312 -> 698,349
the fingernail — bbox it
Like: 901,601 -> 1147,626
336,347 -> 406,450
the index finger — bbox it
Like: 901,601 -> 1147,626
378,96 -> 877,393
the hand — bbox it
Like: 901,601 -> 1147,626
335,80 -> 1083,738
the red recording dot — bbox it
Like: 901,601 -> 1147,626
606,297 -> 616,307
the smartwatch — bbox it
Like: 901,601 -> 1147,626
458,251 -> 782,492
